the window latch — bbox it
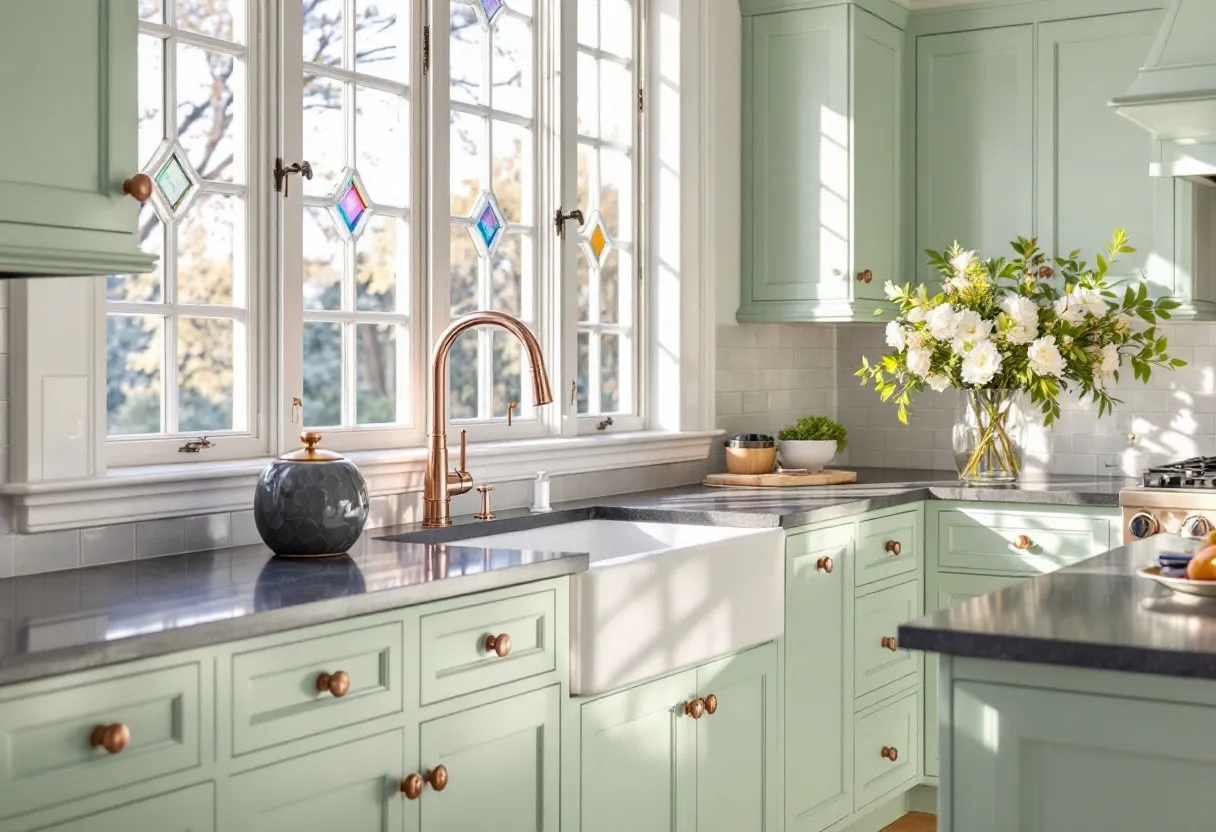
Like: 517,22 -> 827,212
597,417 -> 614,431
274,158 -> 313,196
179,436 -> 215,454
554,208 -> 584,238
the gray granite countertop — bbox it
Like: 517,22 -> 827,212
0,467 -> 1131,686
898,535 -> 1216,680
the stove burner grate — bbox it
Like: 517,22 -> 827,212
1142,457 -> 1216,489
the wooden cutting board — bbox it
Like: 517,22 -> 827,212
704,470 -> 858,487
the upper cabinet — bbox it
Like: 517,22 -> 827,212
0,0 -> 156,278
739,3 -> 904,323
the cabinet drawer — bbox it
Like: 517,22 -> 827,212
0,662 -> 202,819
231,621 -> 402,756
856,510 -> 920,587
854,692 -> 918,811
937,507 -> 1111,574
0,783 -> 216,832
854,581 -> 918,698
420,589 -> 557,705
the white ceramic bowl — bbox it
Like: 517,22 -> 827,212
777,439 -> 838,473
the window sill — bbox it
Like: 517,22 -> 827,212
0,430 -> 723,534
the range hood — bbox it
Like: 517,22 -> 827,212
1110,0 -> 1216,183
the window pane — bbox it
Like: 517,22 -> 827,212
451,3 -> 487,107
491,14 -> 532,117
600,59 -> 632,146
303,74 -> 344,197
450,111 -> 487,216
138,35 -> 163,168
600,147 -> 631,239
577,142 -> 594,211
304,0 -> 344,67
576,331 -> 590,415
357,324 -> 397,424
600,250 -> 619,324
448,330 -> 479,419
109,204 -> 164,302
108,316 -> 162,436
578,0 -> 598,48
492,120 -> 530,224
355,0 -> 408,83
177,45 -> 245,183
492,329 -> 522,418
450,227 -> 480,317
600,0 -> 632,58
491,234 -> 523,317
304,207 -> 343,311
356,86 -> 408,207
577,52 -> 598,137
179,318 -> 235,432
177,193 -> 240,306
177,0 -> 244,42
357,215 -> 401,312
139,0 -> 162,23
303,322 -> 342,426
577,256 -> 590,323
600,332 -> 620,413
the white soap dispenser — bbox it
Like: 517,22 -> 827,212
530,470 -> 552,513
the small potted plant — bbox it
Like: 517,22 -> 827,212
777,416 -> 847,473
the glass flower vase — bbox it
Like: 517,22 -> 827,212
952,389 -> 1027,485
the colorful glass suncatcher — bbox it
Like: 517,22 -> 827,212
480,0 -> 506,26
477,204 -> 502,250
155,154 -> 193,211
337,179 -> 368,234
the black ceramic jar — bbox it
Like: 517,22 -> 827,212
254,432 -> 370,557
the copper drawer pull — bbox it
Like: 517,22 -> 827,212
881,636 -> 898,652
425,765 -> 449,792
400,773 -> 423,800
684,698 -> 706,719
856,269 -> 873,283
704,694 -> 718,715
1014,534 -> 1033,550
484,633 -> 512,657
816,556 -> 834,574
123,173 -> 153,202
881,745 -> 898,762
316,670 -> 351,698
90,723 -> 130,755
885,540 -> 901,556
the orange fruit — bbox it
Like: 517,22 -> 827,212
1204,529 -> 1216,547
1187,545 -> 1216,581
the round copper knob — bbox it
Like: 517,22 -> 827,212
856,269 -> 874,283
704,694 -> 718,715
684,698 -> 706,719
90,723 -> 130,755
816,556 -> 834,574
885,540 -> 902,556
484,633 -> 512,658
425,765 -> 449,792
1013,534 -> 1033,550
316,670 -> 350,698
881,636 -> 898,652
122,173 -> 153,202
400,773 -> 423,800
881,746 -> 898,762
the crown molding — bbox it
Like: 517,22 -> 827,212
891,0 -> 999,8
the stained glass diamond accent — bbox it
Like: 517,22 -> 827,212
145,139 -> 201,218
467,189 -> 508,258
579,209 -> 612,269
327,168 -> 375,240
472,0 -> 507,29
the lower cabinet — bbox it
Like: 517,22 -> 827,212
576,642 -> 778,832
854,692 -> 919,811
418,685 -> 560,831
0,783 -> 215,832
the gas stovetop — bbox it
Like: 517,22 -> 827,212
1141,457 -> 1216,489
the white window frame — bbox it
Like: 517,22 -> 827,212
105,0 -> 271,467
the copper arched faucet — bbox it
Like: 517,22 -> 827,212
423,311 -> 554,527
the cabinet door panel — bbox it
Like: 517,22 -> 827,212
952,681 -> 1216,831
419,686 -> 559,832
1037,12 -> 1171,295
784,525 -> 851,831
854,692 -> 918,812
745,5 -> 849,304
696,644 -> 778,832
855,581 -> 919,698
5,783 -> 214,832
579,672 -> 696,832
924,573 -> 1024,778
917,26 -> 1033,286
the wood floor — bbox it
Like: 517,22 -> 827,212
881,812 -> 936,832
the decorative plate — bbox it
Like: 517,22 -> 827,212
1137,565 -> 1216,598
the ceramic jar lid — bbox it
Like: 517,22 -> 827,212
278,431 -> 344,462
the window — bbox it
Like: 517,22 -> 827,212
107,0 -> 648,464
107,0 -> 260,463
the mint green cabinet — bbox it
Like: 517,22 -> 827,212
0,783 -> 215,832
418,685 -> 560,831
916,25 -> 1034,288
784,524 -> 851,832
0,0 -> 156,276
739,4 -> 903,323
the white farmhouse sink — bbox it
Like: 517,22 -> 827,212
455,519 -> 785,695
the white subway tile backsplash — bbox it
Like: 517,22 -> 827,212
184,514 -> 232,553
81,525 -> 136,567
231,510 -> 261,546
136,518 -> 185,559
0,536 -> 13,579
15,530 -> 80,575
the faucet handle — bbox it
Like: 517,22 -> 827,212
459,429 -> 467,472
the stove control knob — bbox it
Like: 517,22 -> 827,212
1128,512 -> 1159,539
1183,515 -> 1213,539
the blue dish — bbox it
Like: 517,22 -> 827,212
1158,552 -> 1194,568
1160,566 -> 1189,578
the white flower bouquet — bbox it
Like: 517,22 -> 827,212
857,229 -> 1184,482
